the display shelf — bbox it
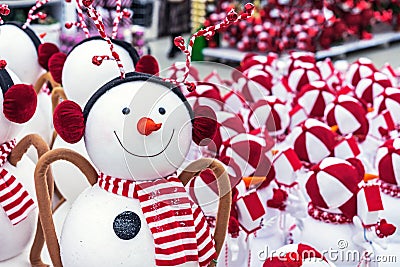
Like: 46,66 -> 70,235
203,31 -> 400,62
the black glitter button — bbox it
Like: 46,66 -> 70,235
113,211 -> 141,240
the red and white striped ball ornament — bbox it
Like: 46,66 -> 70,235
289,104 -> 308,130
221,90 -> 248,114
203,70 -> 224,85
326,71 -> 345,92
165,62 -> 200,95
345,57 -> 378,87
375,138 -> 400,186
287,61 -> 321,92
296,80 -> 336,118
219,133 -> 274,178
273,148 -> 303,186
240,67 -> 274,103
289,119 -> 337,164
355,72 -> 392,105
185,168 -> 225,217
263,243 -> 333,267
317,58 -> 336,80
317,58 -> 344,91
186,82 -> 223,112
373,87 -> 400,125
380,63 -> 399,87
287,51 -> 317,74
324,95 -> 369,139
332,136 -> 361,160
306,157 -> 363,218
248,96 -> 290,137
270,76 -> 292,103
207,111 -> 246,154
367,110 -> 396,140
240,52 -> 279,74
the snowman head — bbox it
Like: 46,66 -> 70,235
54,68 -> 217,180
48,37 -> 139,106
0,67 -> 37,141
0,22 -> 43,84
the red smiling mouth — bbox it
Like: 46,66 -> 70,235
113,130 -> 175,158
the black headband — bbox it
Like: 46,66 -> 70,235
0,69 -> 14,95
83,72 -> 194,123
3,22 -> 41,52
68,36 -> 140,66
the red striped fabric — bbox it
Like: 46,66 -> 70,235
98,173 -> 216,266
0,140 -> 36,225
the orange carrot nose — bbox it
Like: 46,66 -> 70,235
364,173 -> 379,182
137,117 -> 162,136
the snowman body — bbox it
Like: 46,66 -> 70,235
252,185 -> 285,258
379,195 -> 400,242
60,184 -> 155,266
0,157 -> 37,261
298,157 -> 369,267
0,68 -> 40,262
61,184 -> 200,267
299,217 -> 359,266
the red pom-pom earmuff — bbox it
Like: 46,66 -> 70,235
192,105 -> 217,146
53,100 -> 85,144
3,84 -> 37,123
48,52 -> 67,84
135,55 -> 160,76
38,43 -> 60,70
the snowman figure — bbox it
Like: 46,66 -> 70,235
35,70 -> 232,267
297,157 -> 395,266
0,2 -> 58,151
371,138 -> 400,266
0,65 -> 52,266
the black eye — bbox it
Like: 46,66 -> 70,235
158,107 -> 166,115
122,107 -> 130,115
113,211 -> 141,240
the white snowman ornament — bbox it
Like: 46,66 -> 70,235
0,66 -> 51,266
0,1 -> 59,150
35,71 -> 232,267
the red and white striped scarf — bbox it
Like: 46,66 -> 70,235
0,140 -> 36,225
98,173 -> 216,267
